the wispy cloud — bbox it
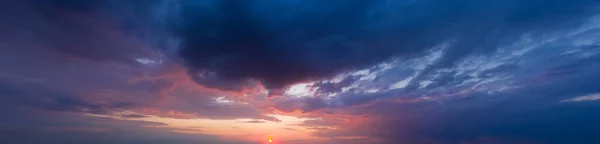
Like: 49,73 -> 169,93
243,120 -> 266,123
560,93 -> 600,103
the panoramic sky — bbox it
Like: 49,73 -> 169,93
2,0 -> 600,144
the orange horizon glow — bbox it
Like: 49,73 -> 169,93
84,62 -> 368,143
86,112 -> 329,142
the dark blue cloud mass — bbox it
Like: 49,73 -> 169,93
18,0 -> 600,91
173,0 -> 600,90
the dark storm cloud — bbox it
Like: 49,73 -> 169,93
15,0 -> 600,91
174,0 -> 600,90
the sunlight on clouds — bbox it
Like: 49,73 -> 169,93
214,96 -> 236,105
285,83 -> 316,97
390,77 -> 413,89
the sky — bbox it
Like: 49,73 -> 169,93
2,0 -> 600,144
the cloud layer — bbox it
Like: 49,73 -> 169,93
2,0 -> 600,144
172,0 -> 600,91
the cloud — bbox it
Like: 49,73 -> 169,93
560,93 -> 600,103
283,128 -> 297,131
243,120 -> 266,123
0,3 -> 279,122
312,75 -> 360,94
0,0 -> 160,66
0,80 -> 136,116
170,0 -> 600,91
43,126 -> 111,133
273,97 -> 328,113
298,119 -> 336,127
284,25 -> 600,142
308,61 -> 600,144
107,112 -> 149,118
0,90 -> 254,144
3,0 -> 600,144
0,99 -> 235,144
